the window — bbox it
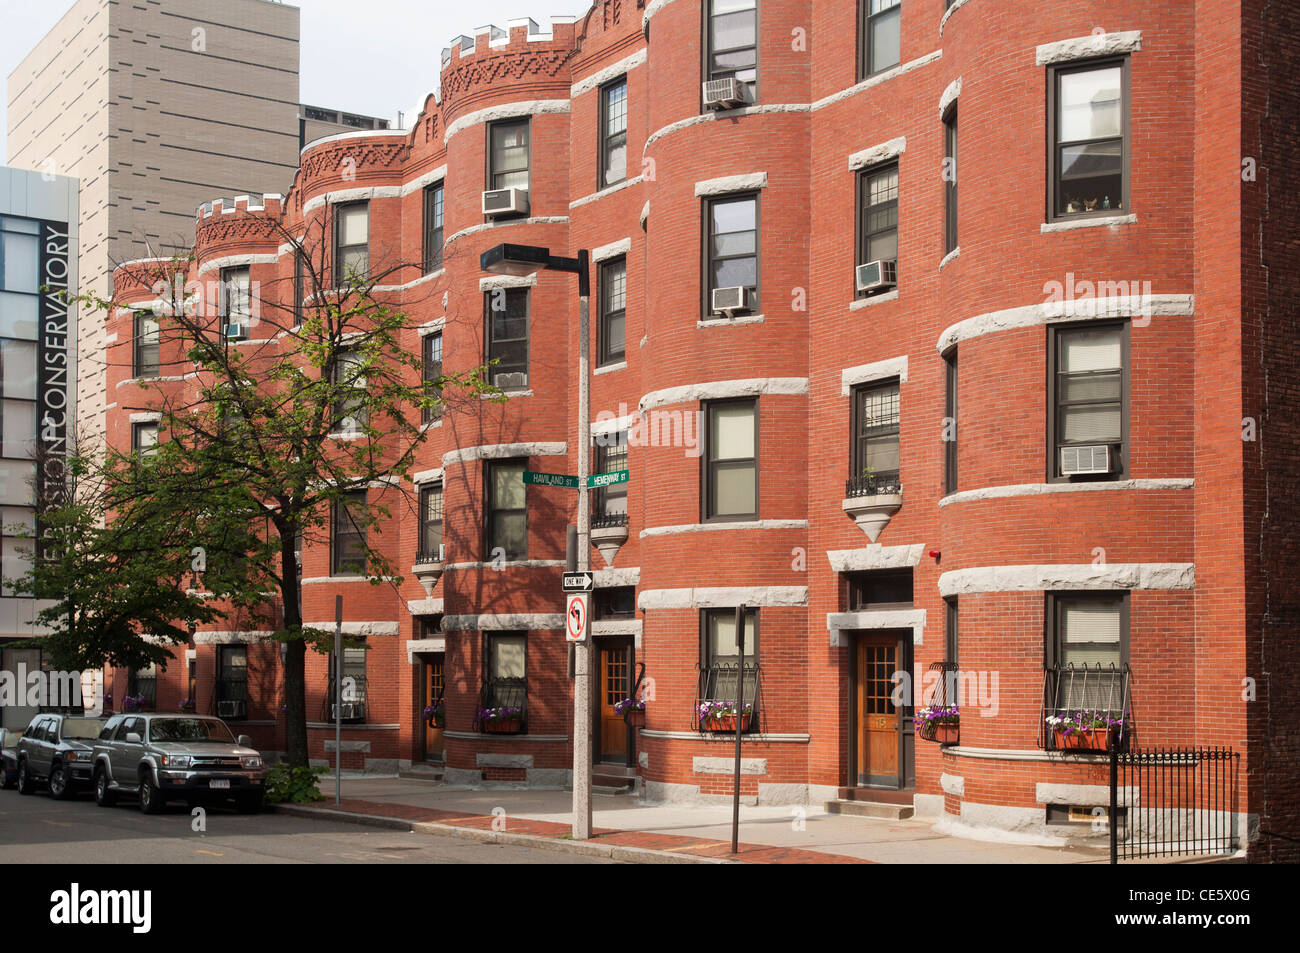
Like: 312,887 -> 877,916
133,310 -> 159,378
594,586 -> 636,620
0,215 -> 40,295
334,202 -> 369,283
703,399 -> 757,520
488,119 -> 530,191
706,0 -> 757,103
0,508 -> 33,598
850,380 -> 901,495
127,663 -> 156,709
700,607 -> 759,712
945,597 -> 958,666
847,569 -> 913,610
486,459 -> 527,561
1049,323 -> 1127,479
943,104 -> 958,253
293,251 -> 307,325
861,0 -> 901,78
593,430 -> 628,524
418,481 -> 443,563
1046,591 -> 1129,715
331,490 -> 368,575
328,645 -> 367,722
332,347 -> 367,433
705,194 -> 759,312
599,257 -> 626,366
485,288 -> 528,389
483,632 -> 527,715
600,79 -> 628,188
131,422 -> 158,457
858,163 -> 898,284
944,349 -> 957,494
424,183 -> 444,272
422,331 -> 443,424
217,645 -> 247,719
219,265 -> 251,322
1049,58 -> 1127,220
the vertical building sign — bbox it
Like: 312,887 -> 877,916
37,221 -> 72,555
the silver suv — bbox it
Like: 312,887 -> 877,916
91,713 -> 268,814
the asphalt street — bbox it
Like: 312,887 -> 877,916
0,787 -> 612,864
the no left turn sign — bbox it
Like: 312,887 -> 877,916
566,592 -> 589,643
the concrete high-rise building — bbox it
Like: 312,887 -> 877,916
6,0 -> 387,446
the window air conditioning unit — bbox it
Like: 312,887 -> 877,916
224,322 -> 249,340
703,78 -> 744,109
493,371 -> 528,389
855,259 -> 898,294
217,699 -> 246,718
1060,444 -> 1114,476
711,286 -> 749,317
482,188 -> 529,217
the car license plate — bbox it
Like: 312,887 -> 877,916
209,779 -> 230,789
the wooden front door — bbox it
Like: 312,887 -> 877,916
424,655 -> 445,763
854,632 -> 911,787
597,639 -> 632,764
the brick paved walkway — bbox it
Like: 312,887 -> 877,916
315,797 -> 870,864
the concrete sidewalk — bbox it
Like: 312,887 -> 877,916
281,777 -> 1111,864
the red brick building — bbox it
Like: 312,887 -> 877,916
101,0 -> 1297,860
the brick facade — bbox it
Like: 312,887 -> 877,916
100,1 -> 1295,859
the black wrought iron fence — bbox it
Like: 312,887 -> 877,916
1109,746 -> 1240,862
845,469 -> 902,498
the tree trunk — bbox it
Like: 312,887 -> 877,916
279,525 -> 309,767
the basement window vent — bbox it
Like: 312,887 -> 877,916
1046,804 -> 1127,827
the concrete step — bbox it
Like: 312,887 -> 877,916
593,784 -> 638,797
398,764 -> 445,782
825,799 -> 914,820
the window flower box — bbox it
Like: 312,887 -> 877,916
477,706 -> 523,735
614,697 -> 645,727
915,705 -> 959,745
1046,711 -> 1128,752
696,700 -> 753,733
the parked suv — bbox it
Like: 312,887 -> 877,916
91,713 -> 268,814
15,714 -> 106,799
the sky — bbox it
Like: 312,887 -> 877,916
1,0 -> 594,157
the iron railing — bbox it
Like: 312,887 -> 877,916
415,540 -> 443,564
323,675 -> 367,723
1040,662 -> 1133,752
918,660 -> 960,744
694,663 -> 763,733
476,677 -> 527,734
846,470 -> 902,498
591,512 -> 630,530
1109,746 -> 1240,862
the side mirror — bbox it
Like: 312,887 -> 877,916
236,735 -> 252,748
125,732 -> 142,744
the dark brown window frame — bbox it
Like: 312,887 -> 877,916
133,310 -> 159,378
218,264 -> 251,322
1046,319 -> 1130,483
859,0 -> 902,80
599,77 -> 629,189
598,255 -> 627,366
593,429 -> 629,521
850,377 -> 901,491
943,102 -> 958,254
131,421 -> 158,456
943,347 -> 957,495
484,457 -> 528,561
424,181 -> 444,273
1046,55 -> 1130,223
293,249 -> 306,326
483,630 -> 528,713
702,191 -> 761,317
483,287 -> 529,389
855,161 -> 899,298
486,117 -> 531,194
333,200 -> 369,285
701,397 -> 759,522
422,330 -> 443,425
846,568 -> 913,611
418,481 -> 443,563
330,489 -> 368,576
1044,590 -> 1130,669
702,0 -> 760,106
945,596 -> 958,666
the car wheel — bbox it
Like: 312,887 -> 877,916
94,767 -> 117,807
138,771 -> 164,814
16,759 -> 33,796
235,792 -> 264,814
49,762 -> 72,800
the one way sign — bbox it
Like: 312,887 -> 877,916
562,571 -> 594,592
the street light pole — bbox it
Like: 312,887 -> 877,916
573,249 -> 592,840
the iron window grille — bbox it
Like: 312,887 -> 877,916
848,379 -> 901,496
1041,662 -> 1133,752
424,183 -> 444,272
325,647 -> 367,723
600,79 -> 628,188
417,481 -> 443,563
478,632 -> 527,734
695,608 -> 761,732
593,430 -> 629,526
485,288 -> 529,389
134,310 -> 160,378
